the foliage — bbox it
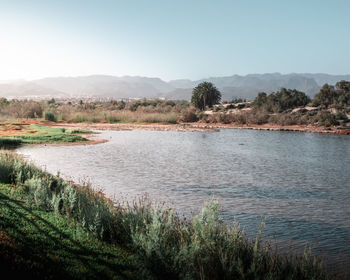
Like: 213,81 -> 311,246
44,111 -> 57,122
0,153 -> 115,240
191,82 -> 222,110
313,81 -> 350,108
253,88 -> 310,113
313,111 -> 339,127
0,183 -> 135,279
178,108 -> 199,122
121,199 -> 331,280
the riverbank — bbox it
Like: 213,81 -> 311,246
1,120 -> 349,142
0,183 -> 136,279
46,121 -> 350,135
0,152 -> 335,279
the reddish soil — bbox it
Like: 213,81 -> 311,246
1,120 -> 349,140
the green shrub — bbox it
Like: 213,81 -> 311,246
120,198 -> 329,279
44,111 -> 57,122
0,153 -> 115,241
314,111 -> 339,127
24,177 -> 53,210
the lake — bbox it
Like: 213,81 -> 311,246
17,128 -> 350,266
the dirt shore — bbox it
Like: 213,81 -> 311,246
47,122 -> 350,135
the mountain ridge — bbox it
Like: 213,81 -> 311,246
1,73 -> 349,101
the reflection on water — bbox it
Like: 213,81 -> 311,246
18,129 -> 350,265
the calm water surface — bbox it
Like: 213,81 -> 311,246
17,129 -> 350,264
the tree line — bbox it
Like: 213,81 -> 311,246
191,80 -> 350,111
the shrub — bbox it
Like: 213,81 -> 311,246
0,153 -> 115,241
120,198 -> 329,279
44,111 -> 57,122
247,111 -> 269,125
178,108 -> 199,122
314,111 -> 339,127
22,102 -> 43,118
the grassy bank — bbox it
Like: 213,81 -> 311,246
0,152 -> 336,279
0,183 -> 136,279
0,124 -> 90,148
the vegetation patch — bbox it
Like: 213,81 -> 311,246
0,183 -> 136,279
0,125 -> 88,148
0,138 -> 22,149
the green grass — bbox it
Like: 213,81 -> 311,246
0,125 -> 88,147
65,128 -> 94,134
0,184 -> 136,279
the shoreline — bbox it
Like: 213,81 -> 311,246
46,122 -> 350,135
1,120 -> 348,149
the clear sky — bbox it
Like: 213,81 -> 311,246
1,0 -> 349,81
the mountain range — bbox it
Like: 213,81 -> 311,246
1,73 -> 349,101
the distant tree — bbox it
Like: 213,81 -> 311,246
191,82 -> 221,110
117,100 -> 126,110
336,80 -> 350,92
253,88 -> 310,112
313,84 -> 337,108
313,81 -> 350,108
254,92 -> 268,108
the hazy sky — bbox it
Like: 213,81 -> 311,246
1,0 -> 349,81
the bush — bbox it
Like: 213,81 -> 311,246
44,111 -> 57,122
314,111 -> 339,127
0,153 -> 115,241
121,199 -> 329,279
248,111 -> 269,125
178,108 -> 199,122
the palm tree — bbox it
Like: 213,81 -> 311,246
191,82 -> 221,110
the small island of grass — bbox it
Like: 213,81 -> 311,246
0,123 -> 93,149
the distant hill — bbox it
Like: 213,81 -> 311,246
34,75 -> 173,98
0,81 -> 67,99
1,73 -> 349,101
